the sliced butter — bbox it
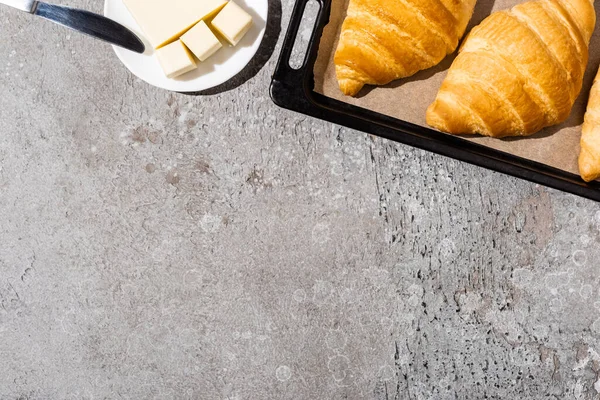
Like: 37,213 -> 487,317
181,21 -> 222,62
123,0 -> 227,49
156,40 -> 197,79
211,2 -> 253,46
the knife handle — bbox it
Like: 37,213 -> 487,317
35,2 -> 145,53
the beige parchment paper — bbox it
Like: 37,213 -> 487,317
314,0 -> 600,175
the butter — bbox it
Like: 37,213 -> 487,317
156,40 -> 197,79
211,2 -> 253,46
181,21 -> 222,62
123,0 -> 227,49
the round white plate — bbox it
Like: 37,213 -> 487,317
104,0 -> 268,92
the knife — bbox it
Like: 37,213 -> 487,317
1,0 -> 145,53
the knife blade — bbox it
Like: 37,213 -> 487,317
1,0 -> 145,53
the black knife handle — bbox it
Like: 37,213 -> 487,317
35,2 -> 145,53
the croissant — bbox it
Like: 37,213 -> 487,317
579,67 -> 600,182
426,0 -> 596,138
334,0 -> 477,96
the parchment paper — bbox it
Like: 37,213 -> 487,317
314,0 -> 600,175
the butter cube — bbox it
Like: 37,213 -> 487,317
123,0 -> 227,49
211,2 -> 253,46
181,21 -> 222,62
156,40 -> 197,79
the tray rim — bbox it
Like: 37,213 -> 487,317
270,0 -> 600,202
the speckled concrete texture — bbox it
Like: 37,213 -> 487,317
2,0 -> 600,399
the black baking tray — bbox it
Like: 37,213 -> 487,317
270,0 -> 600,201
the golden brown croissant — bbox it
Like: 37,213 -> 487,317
334,0 -> 478,96
426,0 -> 596,138
579,67 -> 600,182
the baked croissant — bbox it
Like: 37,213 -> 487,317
426,0 -> 596,138
334,0 -> 478,96
579,67 -> 600,182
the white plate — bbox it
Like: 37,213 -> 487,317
103,0 -> 268,92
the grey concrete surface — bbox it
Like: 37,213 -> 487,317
1,1 -> 600,399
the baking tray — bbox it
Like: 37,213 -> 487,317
269,0 -> 600,201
